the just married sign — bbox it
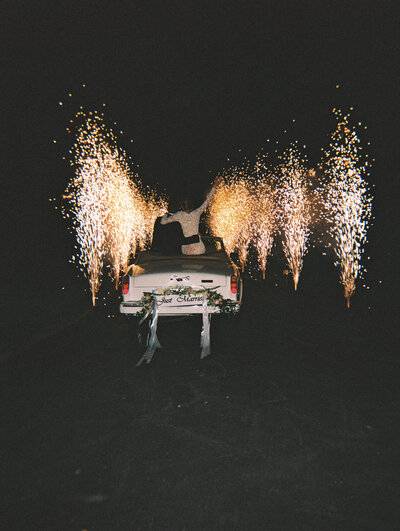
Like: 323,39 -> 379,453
155,293 -> 205,307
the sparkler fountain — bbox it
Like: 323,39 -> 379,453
251,178 -> 277,280
63,113 -> 166,305
235,182 -> 254,272
207,168 -> 254,271
322,110 -> 372,307
275,144 -> 312,290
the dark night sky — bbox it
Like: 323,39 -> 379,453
1,0 -> 399,281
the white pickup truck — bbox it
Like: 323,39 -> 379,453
120,236 -> 242,317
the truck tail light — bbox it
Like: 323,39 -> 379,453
122,276 -> 129,294
230,275 -> 237,294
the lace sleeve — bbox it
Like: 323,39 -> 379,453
193,186 -> 216,215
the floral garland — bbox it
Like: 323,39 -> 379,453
136,285 -> 239,319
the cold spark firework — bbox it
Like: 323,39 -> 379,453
207,160 -> 278,277
207,166 -> 254,270
64,113 -> 166,304
275,144 -> 312,290
251,177 -> 277,279
322,110 -> 372,307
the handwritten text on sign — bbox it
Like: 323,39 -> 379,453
156,294 -> 205,307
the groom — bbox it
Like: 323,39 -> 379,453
151,216 -> 184,255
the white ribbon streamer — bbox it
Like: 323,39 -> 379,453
136,281 -> 213,365
200,293 -> 211,358
136,296 -> 162,366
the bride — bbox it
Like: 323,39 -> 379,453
160,176 -> 222,255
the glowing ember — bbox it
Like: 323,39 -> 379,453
275,144 -> 312,290
63,112 -> 166,304
322,110 -> 372,307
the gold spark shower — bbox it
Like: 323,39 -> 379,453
275,144 -> 312,290
207,160 -> 278,277
235,180 -> 255,272
251,165 -> 277,279
322,110 -> 372,307
63,112 -> 166,304
207,175 -> 240,256
207,166 -> 254,270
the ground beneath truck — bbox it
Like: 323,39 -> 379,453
1,269 -> 399,530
